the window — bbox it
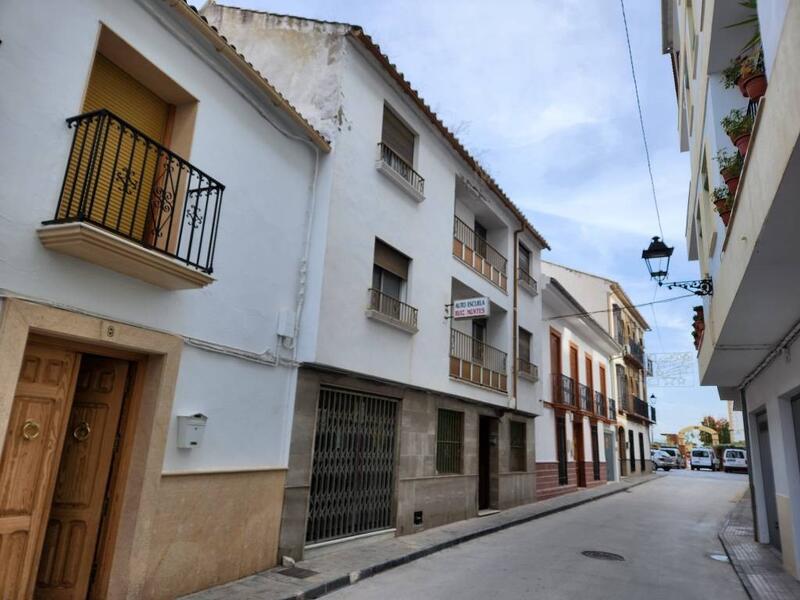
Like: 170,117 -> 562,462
436,409 -> 464,474
613,305 -> 624,344
519,243 -> 531,275
371,239 -> 410,319
518,328 -> 532,364
509,421 -> 527,472
474,220 -> 488,258
591,424 -> 600,480
382,105 -> 415,166
472,319 -> 487,364
556,416 -> 568,485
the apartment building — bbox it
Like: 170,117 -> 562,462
542,263 -> 654,479
537,277 -> 618,499
661,0 -> 800,578
203,4 -> 550,561
0,0 -> 329,597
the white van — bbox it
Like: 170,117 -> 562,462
690,448 -> 719,471
722,448 -> 748,472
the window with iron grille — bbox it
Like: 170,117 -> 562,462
556,416 -> 568,485
436,409 -> 464,474
509,421 -> 527,472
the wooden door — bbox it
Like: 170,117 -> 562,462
569,346 -> 579,404
585,356 -> 594,396
549,331 -> 562,403
573,420 -> 586,487
0,344 -> 81,600
35,356 -> 129,600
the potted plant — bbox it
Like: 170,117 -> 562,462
713,186 -> 733,226
714,149 -> 743,194
740,49 -> 767,101
721,58 -> 747,97
721,108 -> 754,156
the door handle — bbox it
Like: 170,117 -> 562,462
22,419 -> 41,441
73,421 -> 91,442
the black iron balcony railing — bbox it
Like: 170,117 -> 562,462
377,142 -> 425,195
633,395 -> 650,419
626,339 -> 645,367
650,405 -> 657,423
517,358 -> 539,381
551,373 -> 576,407
517,267 -> 538,293
450,329 -> 507,374
453,216 -> 507,275
47,110 -> 224,273
594,391 -> 606,417
368,288 -> 418,329
579,383 -> 592,412
608,397 -> 616,420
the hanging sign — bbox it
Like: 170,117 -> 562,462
452,297 -> 490,319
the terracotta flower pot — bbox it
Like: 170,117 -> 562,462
736,77 -> 748,98
714,198 -> 732,226
721,168 -> 740,195
720,209 -> 732,227
743,73 -> 767,101
733,132 -> 751,157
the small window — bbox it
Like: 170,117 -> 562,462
371,239 -> 410,320
474,220 -> 488,258
509,421 -> 527,472
436,409 -> 464,474
519,244 -> 531,275
382,105 -> 415,166
518,328 -> 532,364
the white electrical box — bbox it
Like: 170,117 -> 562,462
177,413 -> 207,449
277,309 -> 296,339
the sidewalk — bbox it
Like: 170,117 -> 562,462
182,473 -> 660,600
719,491 -> 800,600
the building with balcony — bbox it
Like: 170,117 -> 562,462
661,0 -> 800,578
202,3 -> 550,561
541,263 -> 653,479
537,277 -> 619,499
0,1 -> 330,597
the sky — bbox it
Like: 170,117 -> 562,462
221,0 -> 727,438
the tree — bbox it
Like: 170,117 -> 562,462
700,415 -> 731,445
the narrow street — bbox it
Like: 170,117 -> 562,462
327,472 -> 749,600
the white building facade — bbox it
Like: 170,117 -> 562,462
0,0 -> 328,597
203,4 -> 550,561
662,0 -> 800,578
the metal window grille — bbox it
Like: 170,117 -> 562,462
306,388 -> 398,544
509,421 -> 527,472
368,288 -> 418,328
453,216 -> 508,274
591,425 -> 600,480
377,142 -> 425,194
556,416 -> 568,485
436,409 -> 464,474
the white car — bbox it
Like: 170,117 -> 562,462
651,449 -> 676,471
722,448 -> 748,472
659,447 -> 685,469
690,448 -> 719,471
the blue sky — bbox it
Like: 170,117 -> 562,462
221,0 -> 726,437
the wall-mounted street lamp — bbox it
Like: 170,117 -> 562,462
642,236 -> 713,296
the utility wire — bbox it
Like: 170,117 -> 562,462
545,292 -> 695,321
620,0 -> 665,240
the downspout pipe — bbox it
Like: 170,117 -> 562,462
512,225 -> 523,410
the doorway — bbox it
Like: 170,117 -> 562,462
617,426 -> 627,476
0,342 -> 133,599
628,429 -> 636,473
756,412 -> 781,550
478,416 -> 498,510
604,431 -> 615,480
573,419 -> 586,487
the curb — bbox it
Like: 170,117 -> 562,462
717,491 -> 756,600
295,474 -> 660,599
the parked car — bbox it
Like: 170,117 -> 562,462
652,449 -> 676,471
723,448 -> 748,472
691,448 -> 720,471
659,446 -> 685,469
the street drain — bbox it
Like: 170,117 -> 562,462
278,566 -> 318,579
581,550 -> 625,561
709,553 -> 730,563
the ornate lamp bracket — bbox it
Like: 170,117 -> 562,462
662,279 -> 713,296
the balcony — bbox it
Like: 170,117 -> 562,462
629,395 -> 652,422
376,142 -> 425,201
517,358 -> 539,383
624,339 -> 645,369
594,391 -> 607,418
650,405 -> 657,423
608,397 -> 616,420
449,329 -> 507,392
452,216 -> 508,292
38,110 -> 223,289
551,374 -> 577,408
366,288 -> 418,333
518,267 -> 538,296
578,383 -> 592,413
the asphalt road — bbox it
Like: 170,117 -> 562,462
327,470 -> 749,600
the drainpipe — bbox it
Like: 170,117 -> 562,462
511,224 -> 524,411
740,387 -> 759,540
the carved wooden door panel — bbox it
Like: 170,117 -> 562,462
35,356 -> 128,600
0,344 -> 81,600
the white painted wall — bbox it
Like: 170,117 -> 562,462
0,0 -> 320,470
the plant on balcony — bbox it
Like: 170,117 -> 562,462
692,306 -> 705,350
713,149 -> 743,195
712,186 -> 733,226
740,49 -> 767,101
721,108 -> 754,156
721,59 -> 747,96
